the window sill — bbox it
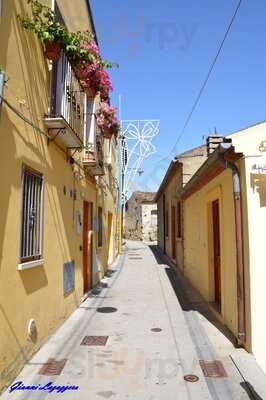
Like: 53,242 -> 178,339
18,259 -> 44,271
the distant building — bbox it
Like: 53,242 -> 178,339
124,192 -> 157,242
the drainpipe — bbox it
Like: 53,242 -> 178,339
0,70 -> 5,119
219,147 -> 246,346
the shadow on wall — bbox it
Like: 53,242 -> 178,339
250,173 -> 266,207
148,245 -> 237,347
19,267 -> 48,295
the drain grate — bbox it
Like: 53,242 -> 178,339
184,374 -> 199,383
151,328 -> 162,332
128,257 -> 143,260
199,360 -> 228,378
81,336 -> 109,346
97,307 -> 117,313
39,358 -> 67,376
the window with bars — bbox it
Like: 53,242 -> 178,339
20,166 -> 44,263
165,207 -> 169,238
98,207 -> 103,247
177,201 -> 182,238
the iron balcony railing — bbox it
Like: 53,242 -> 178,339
46,54 -> 85,146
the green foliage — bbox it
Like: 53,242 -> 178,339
85,141 -> 94,151
18,0 -> 66,43
17,0 -> 117,69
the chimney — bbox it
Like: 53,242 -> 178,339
206,135 -> 224,156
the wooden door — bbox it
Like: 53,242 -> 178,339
212,200 -> 221,309
83,201 -> 93,293
163,195 -> 166,253
171,205 -> 176,260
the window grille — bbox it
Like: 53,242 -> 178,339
177,201 -> 182,238
20,166 -> 44,262
165,208 -> 169,238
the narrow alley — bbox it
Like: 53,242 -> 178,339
3,241 -> 266,400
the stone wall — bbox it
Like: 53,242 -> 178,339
124,192 -> 157,241
141,203 -> 157,241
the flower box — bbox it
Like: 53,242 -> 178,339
102,127 -> 113,139
83,150 -> 96,167
43,41 -> 62,61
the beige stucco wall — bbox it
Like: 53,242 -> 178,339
183,160 -> 252,353
184,172 -> 237,331
0,0 -> 118,390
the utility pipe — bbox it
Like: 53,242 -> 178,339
219,150 -> 246,346
0,71 -> 5,118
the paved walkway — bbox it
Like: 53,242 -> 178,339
2,241 -> 266,399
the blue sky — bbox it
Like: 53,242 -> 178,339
90,0 -> 266,192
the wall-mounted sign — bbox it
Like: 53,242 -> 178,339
252,163 -> 266,174
259,141 -> 266,153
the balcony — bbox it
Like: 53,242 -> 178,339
83,131 -> 105,176
44,55 -> 85,148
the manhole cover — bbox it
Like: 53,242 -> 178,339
151,328 -> 162,332
184,374 -> 199,383
39,358 -> 67,376
81,336 -> 109,346
199,360 -> 228,378
97,307 -> 117,313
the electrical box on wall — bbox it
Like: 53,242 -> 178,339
63,261 -> 75,294
76,210 -> 82,234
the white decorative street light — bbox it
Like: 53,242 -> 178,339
120,120 -> 160,205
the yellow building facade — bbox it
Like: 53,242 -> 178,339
181,122 -> 266,373
0,0 -> 118,391
156,123 -> 266,373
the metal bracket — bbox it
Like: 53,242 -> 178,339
47,128 -> 66,145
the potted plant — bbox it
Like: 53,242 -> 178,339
96,102 -> 120,139
18,2 -> 116,68
18,0 -> 66,61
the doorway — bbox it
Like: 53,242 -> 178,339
107,212 -> 113,263
171,205 -> 176,260
83,201 -> 93,293
212,200 -> 221,311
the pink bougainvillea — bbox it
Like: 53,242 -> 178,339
74,61 -> 113,99
96,102 -> 120,137
82,40 -> 100,57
